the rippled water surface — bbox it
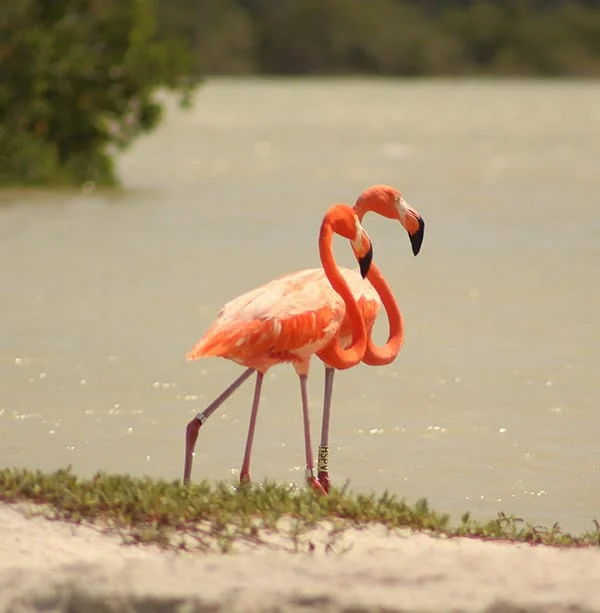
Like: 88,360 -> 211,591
1,78 -> 599,533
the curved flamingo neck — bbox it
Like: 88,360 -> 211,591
316,220 -> 367,370
363,262 -> 404,366
354,206 -> 405,366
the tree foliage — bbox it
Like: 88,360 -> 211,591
157,0 -> 255,75
161,0 -> 600,77
0,0 -> 197,186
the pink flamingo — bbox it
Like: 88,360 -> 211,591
184,203 -> 375,493
315,184 -> 425,492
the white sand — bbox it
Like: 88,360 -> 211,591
1,503 -> 599,613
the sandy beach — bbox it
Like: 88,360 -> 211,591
1,504 -> 599,612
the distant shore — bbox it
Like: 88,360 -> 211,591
2,503 -> 600,613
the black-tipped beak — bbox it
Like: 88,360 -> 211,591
359,243 -> 373,278
410,217 -> 425,256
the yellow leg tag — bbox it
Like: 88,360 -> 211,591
318,445 -> 329,473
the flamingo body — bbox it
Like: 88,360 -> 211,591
187,267 -> 381,376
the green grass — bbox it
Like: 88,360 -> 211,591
1,467 -> 598,553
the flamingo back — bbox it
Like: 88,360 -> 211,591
187,268 -> 348,372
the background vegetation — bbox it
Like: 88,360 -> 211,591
159,0 -> 600,77
2,0 -> 599,186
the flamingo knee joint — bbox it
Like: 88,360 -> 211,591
195,412 -> 208,425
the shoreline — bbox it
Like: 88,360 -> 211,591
2,503 -> 600,613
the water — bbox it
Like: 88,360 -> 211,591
1,78 -> 599,533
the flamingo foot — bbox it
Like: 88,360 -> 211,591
317,471 -> 331,494
183,416 -> 204,485
239,471 -> 251,485
307,476 -> 327,496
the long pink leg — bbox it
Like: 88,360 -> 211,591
299,374 -> 327,495
239,372 -> 264,484
317,367 -> 335,492
183,367 -> 255,485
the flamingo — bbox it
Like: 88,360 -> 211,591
315,184 -> 425,492
183,203 -> 376,493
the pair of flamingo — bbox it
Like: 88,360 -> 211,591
183,185 -> 424,494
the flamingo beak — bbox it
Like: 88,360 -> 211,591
404,208 -> 425,256
358,243 -> 373,278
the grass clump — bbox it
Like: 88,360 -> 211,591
0,467 -> 598,553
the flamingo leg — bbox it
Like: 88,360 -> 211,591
299,374 -> 327,495
239,371 -> 264,484
317,367 -> 335,492
183,367 -> 255,485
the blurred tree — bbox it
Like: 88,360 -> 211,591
440,2 -> 511,71
246,0 -> 456,75
157,0 -> 256,74
247,0 -> 355,74
0,0 -> 197,186
350,0 -> 464,75
240,0 -> 600,76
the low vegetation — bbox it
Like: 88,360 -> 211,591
1,467 -> 598,553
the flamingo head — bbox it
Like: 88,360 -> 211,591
325,205 -> 373,278
354,184 -> 425,256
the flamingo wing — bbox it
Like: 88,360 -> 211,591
187,268 -> 347,370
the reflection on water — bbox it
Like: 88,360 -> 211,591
1,78 -> 599,533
